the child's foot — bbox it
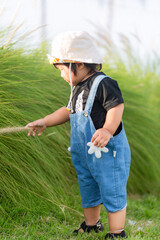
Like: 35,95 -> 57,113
105,230 -> 127,239
73,220 -> 104,235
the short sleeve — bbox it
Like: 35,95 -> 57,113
96,77 -> 124,111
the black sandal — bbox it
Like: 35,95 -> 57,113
105,230 -> 127,239
73,220 -> 104,235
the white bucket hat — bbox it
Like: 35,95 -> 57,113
47,30 -> 104,64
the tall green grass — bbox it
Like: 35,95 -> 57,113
0,41 -> 77,213
0,29 -> 160,219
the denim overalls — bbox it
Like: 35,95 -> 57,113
69,75 -> 131,213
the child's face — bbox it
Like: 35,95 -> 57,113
56,64 -> 75,85
55,64 -> 91,86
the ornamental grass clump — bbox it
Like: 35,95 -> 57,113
0,34 -> 76,212
0,25 -> 160,219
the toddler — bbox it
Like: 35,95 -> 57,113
27,31 -> 131,239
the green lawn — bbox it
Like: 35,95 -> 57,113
0,190 -> 159,240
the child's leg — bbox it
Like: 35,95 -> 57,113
73,204 -> 104,235
108,208 -> 126,233
83,204 -> 101,225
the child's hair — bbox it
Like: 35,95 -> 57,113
54,63 -> 102,75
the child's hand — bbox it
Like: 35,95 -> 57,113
26,119 -> 47,136
91,128 -> 112,148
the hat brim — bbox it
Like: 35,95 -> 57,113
47,54 -> 80,64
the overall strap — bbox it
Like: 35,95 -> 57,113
84,75 -> 106,115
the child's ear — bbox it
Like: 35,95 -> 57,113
76,63 -> 85,70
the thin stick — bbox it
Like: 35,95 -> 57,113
0,126 -> 30,135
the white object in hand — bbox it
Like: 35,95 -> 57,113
87,142 -> 109,159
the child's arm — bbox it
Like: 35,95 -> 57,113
26,107 -> 70,136
91,103 -> 124,147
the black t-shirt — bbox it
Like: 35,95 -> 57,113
67,72 -> 124,136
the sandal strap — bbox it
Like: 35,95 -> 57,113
87,220 -> 103,233
73,220 -> 104,235
80,221 -> 88,232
